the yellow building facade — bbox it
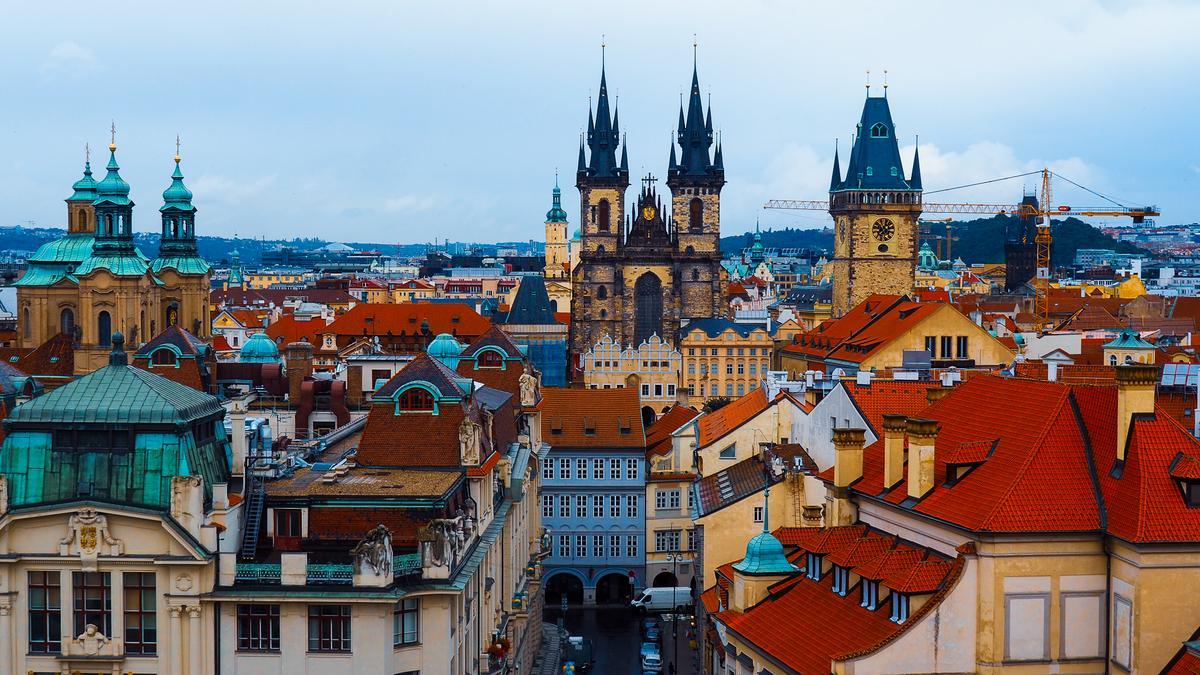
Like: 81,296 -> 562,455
680,319 -> 773,403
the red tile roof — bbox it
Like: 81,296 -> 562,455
842,380 -> 932,436
696,388 -> 769,448
211,287 -> 356,308
211,334 -> 233,351
645,405 -> 700,456
266,314 -> 324,345
540,387 -> 646,449
325,303 -> 490,340
1162,627 -> 1200,674
715,525 -> 963,673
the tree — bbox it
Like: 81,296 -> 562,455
702,397 -> 732,413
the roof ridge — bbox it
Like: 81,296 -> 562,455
975,385 -> 1077,530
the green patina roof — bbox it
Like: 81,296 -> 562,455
240,332 -> 280,363
93,146 -> 132,207
68,161 -> 98,202
732,531 -> 798,575
151,256 -> 212,276
26,234 -> 95,264
9,360 -> 224,426
74,251 -> 153,278
160,157 -> 195,212
1104,329 -> 1155,350
427,332 -> 465,369
14,265 -> 79,287
546,183 -> 568,223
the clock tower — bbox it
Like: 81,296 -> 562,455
827,92 -> 923,316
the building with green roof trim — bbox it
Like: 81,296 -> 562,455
0,334 -> 230,509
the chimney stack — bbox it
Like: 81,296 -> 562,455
906,418 -> 938,499
285,341 -> 315,403
1115,364 -> 1159,462
829,427 -> 865,527
926,385 -> 951,405
832,428 -> 866,488
882,414 -> 907,489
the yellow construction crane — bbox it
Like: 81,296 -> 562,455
764,167 -> 1159,323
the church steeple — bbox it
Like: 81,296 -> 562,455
578,59 -> 627,182
66,146 -> 98,234
829,142 -> 842,192
89,129 -> 137,256
909,141 -> 923,191
670,57 -> 718,179
154,140 -> 211,276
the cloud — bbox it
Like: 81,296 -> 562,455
39,41 -> 99,78
383,195 -> 436,213
191,174 -> 277,204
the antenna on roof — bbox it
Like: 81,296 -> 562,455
883,69 -> 889,97
865,70 -> 870,94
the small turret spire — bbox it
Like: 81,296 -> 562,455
577,136 -> 586,173
910,136 -> 923,190
109,332 -> 127,366
830,139 -> 842,191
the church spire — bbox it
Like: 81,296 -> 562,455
671,50 -> 718,179
830,141 -> 842,192
579,52 -> 624,180
909,139 -> 923,190
154,140 -> 210,276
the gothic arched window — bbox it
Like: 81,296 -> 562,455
689,198 -> 704,231
691,268 -> 700,281
634,273 -> 664,345
597,199 -> 611,232
23,307 -> 31,338
60,308 -> 74,336
597,285 -> 607,300
871,123 -> 888,138
398,388 -> 434,411
97,311 -> 112,347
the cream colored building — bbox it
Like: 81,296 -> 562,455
581,333 -> 682,419
680,319 -> 774,404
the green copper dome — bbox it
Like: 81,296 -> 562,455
94,145 -> 132,206
240,332 -> 281,363
1104,329 -> 1155,350
160,156 -> 195,212
546,183 -> 568,223
732,531 -> 798,575
68,161 -> 98,202
427,333 -> 465,368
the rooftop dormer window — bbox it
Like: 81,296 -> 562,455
861,580 -> 879,610
890,592 -> 910,623
831,565 -> 850,596
805,552 -> 823,581
870,123 -> 888,138
397,388 -> 434,412
477,350 -> 502,368
150,349 -> 178,367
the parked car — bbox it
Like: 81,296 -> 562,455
641,617 -> 661,636
645,625 -> 663,644
563,634 -> 594,671
640,641 -> 663,672
631,586 -> 692,613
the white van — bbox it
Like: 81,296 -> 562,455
631,587 -> 692,613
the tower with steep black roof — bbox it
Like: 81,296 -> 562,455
827,88 -> 924,316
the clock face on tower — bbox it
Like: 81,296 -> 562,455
872,218 -> 896,242
642,205 -> 657,221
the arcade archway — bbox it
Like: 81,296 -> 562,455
595,572 -> 633,605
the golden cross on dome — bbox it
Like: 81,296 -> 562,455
109,121 -> 117,150
175,134 -> 182,162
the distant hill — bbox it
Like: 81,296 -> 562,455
721,216 -> 1147,266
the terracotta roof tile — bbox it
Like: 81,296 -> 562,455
325,302 -> 490,341
842,380 -> 932,436
540,387 -> 646,449
265,314 -> 324,345
645,405 -> 700,456
696,388 -> 769,448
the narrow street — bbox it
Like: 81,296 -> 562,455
542,606 -> 699,674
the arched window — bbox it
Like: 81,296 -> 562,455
871,123 -> 888,138
398,388 -> 434,411
599,309 -> 607,318
597,199 -> 611,232
634,273 -> 663,345
478,350 -> 502,368
597,285 -> 607,300
97,311 -> 112,347
23,307 -> 30,338
691,268 -> 700,281
151,349 -> 178,367
1109,355 -> 1117,366
60,308 -> 74,336
549,299 -> 558,312
1124,355 -> 1134,364
689,198 -> 704,231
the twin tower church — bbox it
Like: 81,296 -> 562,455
16,136 -> 211,373
552,56 -> 925,368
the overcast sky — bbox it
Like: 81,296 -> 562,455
1,0 -> 1196,243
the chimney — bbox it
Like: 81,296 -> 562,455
1115,364 -> 1159,462
882,414 -> 907,489
906,418 -> 938,499
284,341 -> 315,403
230,405 -> 247,477
926,385 -> 950,405
855,371 -> 874,387
832,428 -> 865,488
829,427 -> 865,527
